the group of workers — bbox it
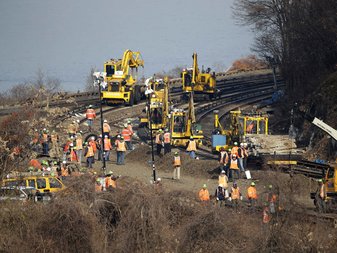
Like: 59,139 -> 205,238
198,173 -> 279,223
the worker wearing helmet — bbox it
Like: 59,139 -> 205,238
103,119 -> 111,138
172,151 -> 181,180
247,182 -> 258,211
186,136 -> 197,159
86,105 -> 96,132
127,120 -> 134,149
95,178 -> 103,192
155,129 -> 164,156
121,123 -> 132,150
315,179 -> 327,213
218,170 -> 229,191
265,184 -> 278,214
229,154 -> 240,181
231,142 -> 239,157
218,147 -> 229,176
215,183 -> 226,207
115,136 -> 126,165
230,181 -> 242,212
163,128 -> 171,154
199,184 -> 210,202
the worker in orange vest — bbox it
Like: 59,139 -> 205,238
173,151 -> 181,180
75,133 -> 83,164
103,135 -> 112,161
186,136 -> 197,159
105,171 -> 117,191
198,184 -> 210,202
70,145 -> 78,162
88,137 -> 97,161
218,170 -> 229,194
115,135 -> 127,165
229,154 -> 240,181
262,203 -> 271,224
163,128 -> 171,154
155,129 -> 164,156
61,161 -> 69,179
247,182 -> 258,211
218,147 -> 229,176
86,105 -> 96,132
127,120 -> 134,150
237,143 -> 246,172
265,184 -> 278,214
231,142 -> 239,157
95,178 -> 103,192
229,182 -> 242,212
103,119 -> 111,138
121,123 -> 132,150
84,142 -> 95,168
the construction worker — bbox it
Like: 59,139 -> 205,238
115,135 -> 127,165
316,179 -> 327,213
96,135 -> 103,161
262,202 -> 271,224
231,142 -> 239,157
230,182 -> 242,212
127,120 -> 134,150
41,128 -> 49,155
186,136 -> 197,159
218,170 -> 229,195
155,129 -> 164,156
62,138 -> 72,161
68,121 -> 76,138
199,184 -> 210,202
86,105 -> 96,132
163,128 -> 171,154
95,178 -> 103,192
265,184 -> 278,215
103,135 -> 112,161
70,144 -> 78,162
103,119 -> 111,138
215,184 -> 226,207
104,171 -> 117,191
229,154 -> 240,181
173,151 -> 181,180
121,123 -> 132,150
237,143 -> 245,172
84,142 -> 95,168
75,133 -> 83,164
88,137 -> 97,162
247,182 -> 258,211
218,147 -> 229,176
50,130 -> 60,158
61,161 -> 69,179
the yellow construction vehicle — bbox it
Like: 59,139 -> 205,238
170,92 -> 203,147
102,49 -> 144,105
181,53 -> 217,100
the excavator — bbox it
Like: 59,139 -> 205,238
181,53 -> 218,100
101,49 -> 144,105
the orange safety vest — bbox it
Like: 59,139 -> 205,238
105,177 -> 117,189
116,140 -> 126,152
155,133 -> 162,144
173,156 -> 181,167
247,186 -> 258,199
86,109 -> 96,120
218,175 -> 228,189
231,146 -> 239,156
187,140 -> 197,151
231,187 -> 240,200
104,138 -> 112,151
230,158 -> 239,169
76,138 -> 83,150
70,149 -> 78,162
89,140 -> 97,153
263,207 -> 271,223
61,166 -> 69,177
219,151 -> 229,164
86,146 -> 94,157
163,132 -> 171,143
121,128 -> 131,141
103,123 -> 110,133
199,189 -> 210,201
95,183 -> 102,192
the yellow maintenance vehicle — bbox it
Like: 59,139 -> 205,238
181,53 -> 218,100
102,49 -> 144,105
211,110 -> 269,152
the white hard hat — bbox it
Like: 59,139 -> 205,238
157,178 -> 161,182
240,143 -> 244,147
124,123 -> 128,128
91,136 -> 95,140
62,161 -> 67,164
76,120 -> 80,123
243,143 -> 248,147
104,119 -> 107,123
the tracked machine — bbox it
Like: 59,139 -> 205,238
181,53 -> 218,100
102,49 -> 144,105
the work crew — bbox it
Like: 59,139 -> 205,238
86,105 -> 96,132
103,135 -> 112,161
186,136 -> 197,159
75,133 -> 83,164
218,170 -> 229,195
163,128 -> 171,154
316,179 -> 327,213
115,135 -> 127,165
103,119 -> 111,138
41,128 -> 49,155
127,120 -> 134,150
50,130 -> 60,158
84,142 -> 95,168
237,143 -> 245,172
173,151 -> 181,180
229,154 -> 240,181
199,184 -> 210,202
121,123 -> 132,150
231,142 -> 239,157
155,129 -> 164,156
230,182 -> 242,212
218,147 -> 229,176
215,184 -> 226,207
68,121 -> 76,138
95,178 -> 103,192
247,182 -> 258,211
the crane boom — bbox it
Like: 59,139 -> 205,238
312,118 -> 337,141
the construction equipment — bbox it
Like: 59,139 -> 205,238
181,53 -> 218,100
102,49 -> 144,105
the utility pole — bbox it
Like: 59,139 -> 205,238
93,72 -> 107,172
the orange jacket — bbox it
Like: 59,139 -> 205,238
247,186 -> 258,199
86,109 -> 96,120
105,177 -> 117,189
121,128 -> 131,141
199,189 -> 210,201
89,140 -> 97,153
104,138 -> 112,151
231,146 -> 239,156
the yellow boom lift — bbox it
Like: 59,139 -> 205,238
102,49 -> 144,105
181,53 -> 218,100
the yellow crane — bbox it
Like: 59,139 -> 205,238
102,49 -> 144,105
181,53 -> 218,100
